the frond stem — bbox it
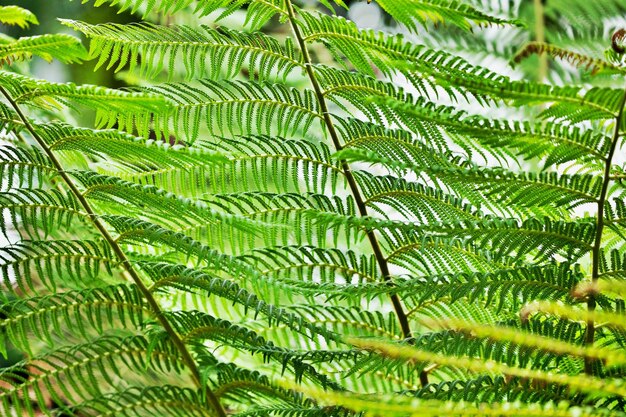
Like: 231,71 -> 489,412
533,0 -> 548,82
284,0 -> 413,349
0,86 -> 227,417
584,86 -> 626,374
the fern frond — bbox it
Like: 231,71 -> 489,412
342,149 -> 601,212
1,239 -> 119,294
242,245 -> 378,287
0,188 -> 85,239
364,95 -> 618,158
143,80 -> 321,143
380,217 -> 595,261
395,262 -> 580,312
286,305 -> 401,340
299,12 -> 615,117
68,171 -> 257,237
3,0 -> 626,415
62,20 -> 302,81
138,261 -> 338,343
340,100 -> 607,167
37,122 -> 228,170
34,123 -> 230,198
538,87 -> 626,123
429,318 -> 626,367
521,301 -> 626,331
316,66 -> 445,146
299,12 -> 425,78
0,285 -> 148,355
99,216 -> 257,278
201,136 -> 342,194
209,362 -> 341,410
65,386 -> 209,417
366,98 -> 608,165
0,71 -> 169,134
0,5 -> 38,28
371,0 -> 523,33
513,42 -> 626,75
0,336 -> 187,415
75,0 -> 286,28
600,248 -> 626,279
318,69 -> 617,159
247,260 -> 580,311
348,337 -> 626,397
168,310 -> 346,389
290,384 -> 612,417
235,404 -> 344,417
0,145 -> 55,190
204,192 -> 358,247
0,34 -> 86,66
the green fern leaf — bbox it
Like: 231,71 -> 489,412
0,5 -> 38,28
372,0 -> 524,32
0,34 -> 86,65
142,80 -> 321,143
62,20 -> 302,81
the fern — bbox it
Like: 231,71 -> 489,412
1,1 -> 626,417
0,5 -> 38,29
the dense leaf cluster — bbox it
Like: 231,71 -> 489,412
0,1 -> 625,416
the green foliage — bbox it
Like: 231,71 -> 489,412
0,6 -> 38,29
0,1 -> 625,417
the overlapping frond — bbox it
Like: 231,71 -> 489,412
62,20 -> 302,81
0,285 -> 148,354
0,34 -> 86,66
75,0 -> 286,28
0,336 -> 187,415
372,0 -> 523,33
0,145 -> 54,190
142,80 -> 321,143
342,148 -> 601,212
0,239 -> 118,293
0,71 -> 169,133
2,1 -> 626,416
65,386 -> 210,417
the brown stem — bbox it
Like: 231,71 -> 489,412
0,87 -> 227,417
584,87 -> 626,374
284,0 -> 414,357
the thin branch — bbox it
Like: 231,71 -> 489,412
0,86 -> 227,417
584,86 -> 626,375
284,0 -> 418,378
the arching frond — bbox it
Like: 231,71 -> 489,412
0,285 -> 148,354
3,1 -> 626,416
0,71 -> 169,134
0,34 -> 86,66
0,145 -> 55,190
62,20 -> 302,81
344,150 -> 601,212
372,0 -> 523,33
0,336 -> 188,415
513,42 -> 626,75
0,239 -> 119,294
75,0 -> 286,28
203,192 -> 358,247
142,80 -> 321,143
0,188 -> 85,239
201,136 -> 342,194
0,5 -> 38,28
66,386 -> 210,417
